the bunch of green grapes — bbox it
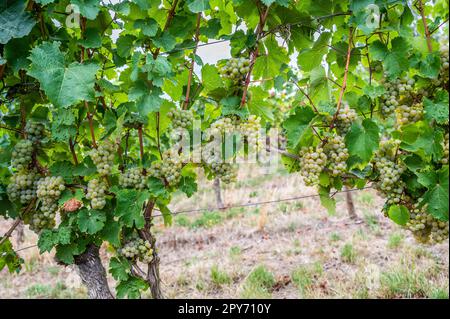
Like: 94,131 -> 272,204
119,235 -> 153,264
238,115 -> 263,147
298,146 -> 327,186
7,169 -> 39,204
373,140 -> 405,205
406,203 -> 449,244
167,109 -> 194,129
335,105 -> 357,135
86,179 -> 107,210
11,140 -> 33,170
25,122 -> 45,143
119,167 -> 147,190
219,57 -> 250,83
123,113 -> 146,129
324,135 -> 349,176
442,132 -> 449,165
148,150 -> 183,186
90,140 -> 115,175
208,117 -> 236,136
31,176 -> 66,232
433,43 -> 449,87
380,76 -> 415,116
395,102 -> 423,127
209,162 -> 237,184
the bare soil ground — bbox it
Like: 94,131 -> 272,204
1,164 -> 448,299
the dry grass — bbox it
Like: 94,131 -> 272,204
1,163 -> 448,299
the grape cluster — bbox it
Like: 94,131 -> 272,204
433,43 -> 449,87
123,113 -> 146,129
324,135 -> 349,176
207,117 -> 236,137
395,102 -> 423,127
167,109 -> 194,129
90,140 -> 115,175
11,140 -> 33,170
380,76 -> 415,116
119,235 -> 153,264
32,176 -> 66,232
25,122 -> 45,143
148,150 -> 183,186
209,162 -> 237,184
299,146 -> 327,186
7,170 -> 39,204
442,132 -> 449,165
219,57 -> 250,83
335,105 -> 357,135
86,179 -> 107,210
238,115 -> 263,147
373,141 -> 405,205
119,167 -> 147,190
406,203 -> 449,244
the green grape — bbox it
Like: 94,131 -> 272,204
90,140 -> 115,176
324,135 -> 349,176
209,162 -> 237,184
219,57 -> 250,84
86,178 -> 107,210
380,76 -> 415,116
7,169 -> 39,204
167,109 -> 194,129
148,150 -> 183,187
119,167 -> 147,190
335,105 -> 357,135
119,234 -> 153,264
11,140 -> 33,170
299,146 -> 327,186
25,122 -> 45,143
395,102 -> 423,127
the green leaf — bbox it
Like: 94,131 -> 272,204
152,32 -> 176,51
319,187 -> 336,215
297,32 -> 330,72
116,35 -> 136,58
28,42 -> 99,108
78,28 -> 102,49
369,37 -> 410,78
420,166 -> 449,221
423,90 -> 449,125
282,106 -> 316,149
116,277 -> 148,299
134,18 -> 159,37
179,176 -> 198,198
71,0 -> 100,20
397,121 -> 443,161
77,209 -> 106,234
109,257 -> 131,282
188,0 -> 210,13
363,85 -> 386,99
157,202 -> 172,226
0,239 -> 23,273
114,189 -> 149,229
254,37 -> 290,78
100,217 -> 121,247
345,119 -> 380,163
0,0 -> 36,44
202,64 -> 224,91
55,244 -> 77,264
388,205 -> 410,226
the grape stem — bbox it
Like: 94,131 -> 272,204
240,5 -> 271,107
0,219 -> 21,246
152,0 -> 179,60
329,27 -> 353,129
184,13 -> 202,110
417,0 -> 433,53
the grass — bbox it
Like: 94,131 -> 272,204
388,233 -> 404,249
190,211 -> 223,228
26,282 -> 85,298
291,263 -> 323,296
210,265 -> 232,287
357,193 -> 374,205
379,268 -> 430,298
241,265 -> 275,299
229,246 -> 242,260
330,232 -> 341,242
341,243 -> 357,263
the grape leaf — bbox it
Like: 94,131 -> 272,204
116,277 -> 148,299
114,189 -> 149,229
28,42 -> 99,108
419,166 -> 449,221
77,209 -> 106,234
388,205 -> 410,226
202,64 -> 224,91
282,106 -> 316,149
424,90 -> 449,125
188,0 -> 210,13
345,119 -> 380,163
109,257 -> 131,282
71,0 -> 100,20
0,239 -> 23,273
0,0 -> 36,44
